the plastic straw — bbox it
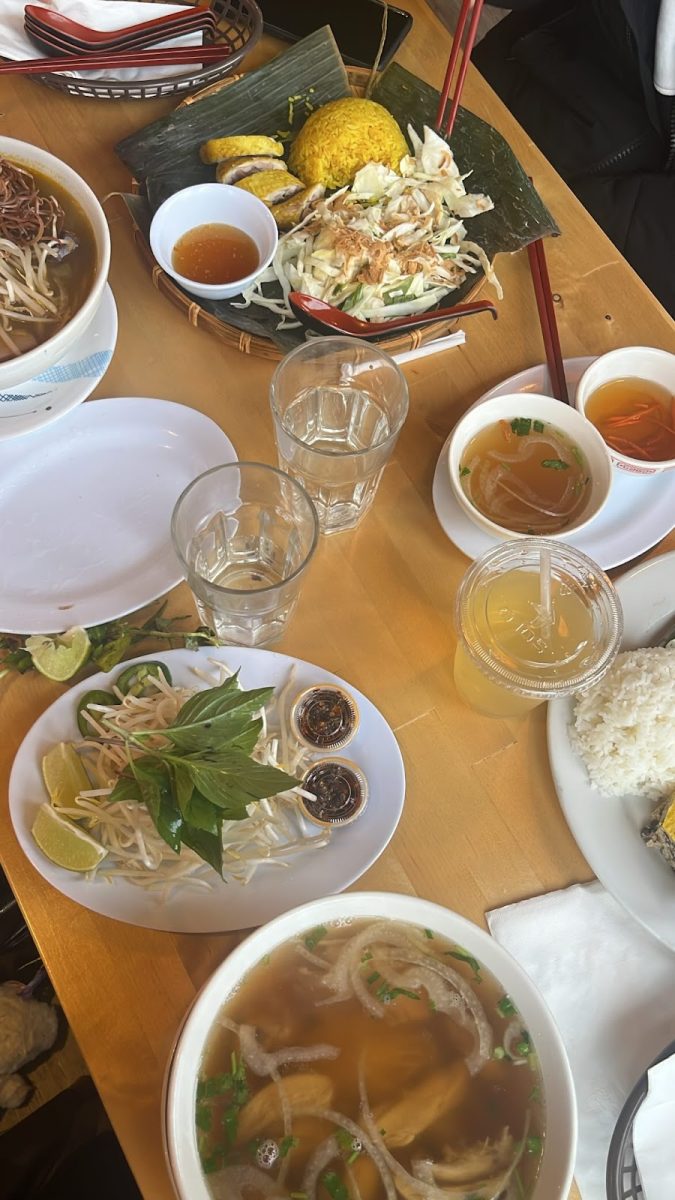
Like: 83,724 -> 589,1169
539,543 -> 553,633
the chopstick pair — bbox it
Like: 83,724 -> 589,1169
435,0 -> 485,138
527,238 -> 569,405
0,43 -> 230,75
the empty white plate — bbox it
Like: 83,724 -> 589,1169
432,358 -> 675,570
0,397 -> 237,633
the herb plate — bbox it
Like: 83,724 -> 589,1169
9,647 -> 405,932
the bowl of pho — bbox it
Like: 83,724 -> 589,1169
576,345 -> 675,475
448,393 -> 612,540
0,137 -> 110,392
164,891 -> 577,1200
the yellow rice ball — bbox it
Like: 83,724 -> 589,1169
288,98 -> 408,189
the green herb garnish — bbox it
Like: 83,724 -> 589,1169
526,1135 -> 543,1155
540,458 -> 569,470
459,465 -> 471,477
572,445 -> 584,466
376,981 -> 420,1003
445,947 -> 482,981
424,928 -> 435,939
303,925 -> 328,951
533,419 -> 545,433
279,1135 -> 299,1158
497,994 -> 517,1017
529,1085 -> 542,1103
511,418 -> 532,436
322,1171 -> 349,1200
493,1046 -> 507,1060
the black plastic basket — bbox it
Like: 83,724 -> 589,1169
606,1040 -> 675,1200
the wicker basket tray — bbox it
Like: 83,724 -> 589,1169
33,0 -> 262,102
127,64 -> 478,359
606,1040 -> 675,1200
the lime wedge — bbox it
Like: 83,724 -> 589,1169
42,742 -> 90,809
32,803 -> 107,872
25,627 -> 91,682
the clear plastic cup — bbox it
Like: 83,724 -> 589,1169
454,538 -> 623,717
269,336 -> 409,535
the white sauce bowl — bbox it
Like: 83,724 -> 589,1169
149,183 -> 278,301
576,346 -> 675,475
163,891 -> 577,1200
0,136 -> 110,394
447,392 -> 613,540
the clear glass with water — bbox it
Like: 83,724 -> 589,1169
269,337 -> 409,534
171,462 -> 318,647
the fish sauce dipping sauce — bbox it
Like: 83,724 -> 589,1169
576,346 -> 675,475
0,136 -> 110,391
164,895 -> 577,1200
448,393 -> 612,540
149,183 -> 278,302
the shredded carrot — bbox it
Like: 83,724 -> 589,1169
500,419 -> 512,443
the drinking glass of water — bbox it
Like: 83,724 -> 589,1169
171,462 -> 318,647
269,337 -> 409,535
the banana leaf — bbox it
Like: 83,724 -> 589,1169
116,27 -> 557,352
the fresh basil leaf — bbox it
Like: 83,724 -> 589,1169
109,774 -> 142,805
92,629 -> 134,672
162,712 -> 264,755
170,674 -> 242,727
182,822 -> 223,876
131,758 -> 182,853
183,790 -> 221,835
183,755 -> 298,807
173,763 -> 194,816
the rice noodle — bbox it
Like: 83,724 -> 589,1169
238,1024 -> 340,1076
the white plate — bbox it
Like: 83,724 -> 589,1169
548,551 -> 675,951
0,397 -> 237,634
8,647 -> 406,933
0,285 -> 117,440
432,358 -> 675,570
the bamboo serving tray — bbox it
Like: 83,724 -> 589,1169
128,65 -> 478,360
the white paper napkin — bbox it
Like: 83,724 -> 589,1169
487,882 -> 675,1200
633,1053 -> 675,1200
0,0 -> 203,82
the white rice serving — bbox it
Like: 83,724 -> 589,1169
571,646 -> 675,798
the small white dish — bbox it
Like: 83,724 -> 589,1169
433,358 -> 675,570
9,648 -> 406,933
0,136 -> 111,391
0,397 -> 237,633
163,891 -> 577,1200
576,345 -> 675,476
0,284 -> 117,441
447,391 -> 612,540
548,550 -> 675,952
149,182 -> 278,300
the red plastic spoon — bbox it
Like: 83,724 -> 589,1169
288,293 -> 497,340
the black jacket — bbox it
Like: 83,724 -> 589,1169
475,1 -> 675,315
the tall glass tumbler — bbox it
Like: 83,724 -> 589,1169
171,462 -> 319,648
270,337 -> 409,534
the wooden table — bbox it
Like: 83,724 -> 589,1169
1,3 -> 674,1196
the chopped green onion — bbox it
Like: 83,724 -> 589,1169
533,419 -> 545,433
279,1135 -> 299,1158
424,928 -> 435,939
304,925 -> 327,951
322,1171 -> 349,1200
459,465 -> 471,477
511,418 -> 532,436
497,994 -> 517,1017
445,947 -> 482,981
540,458 -> 569,470
493,1046 -> 507,1060
526,1135 -> 543,1155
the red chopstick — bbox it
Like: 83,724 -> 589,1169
0,44 -> 230,74
527,238 -> 569,405
435,0 -> 485,138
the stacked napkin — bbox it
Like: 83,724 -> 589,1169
0,0 -> 203,81
488,882 -> 675,1200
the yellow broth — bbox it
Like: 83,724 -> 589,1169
0,160 -> 97,361
585,376 -> 675,461
196,919 -> 545,1198
459,417 -> 588,533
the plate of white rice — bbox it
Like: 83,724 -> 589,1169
547,550 -> 675,951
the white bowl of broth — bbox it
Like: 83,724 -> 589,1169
164,892 -> 577,1200
0,137 -> 110,393
448,393 -> 613,540
576,346 -> 675,475
149,183 -> 278,301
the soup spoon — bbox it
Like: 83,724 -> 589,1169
24,5 -> 215,51
287,292 -> 498,340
